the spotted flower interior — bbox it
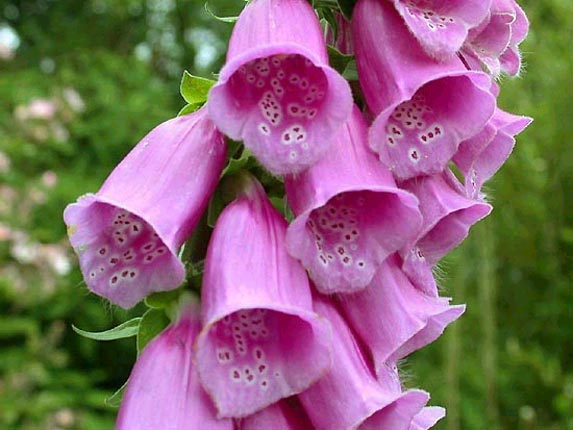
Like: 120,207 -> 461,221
373,75 -> 494,181
300,190 -> 413,294
225,54 -> 330,174
196,308 -> 327,418
68,201 -> 182,308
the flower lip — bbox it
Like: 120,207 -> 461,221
64,196 -> 186,309
209,45 -> 352,175
369,71 -> 495,181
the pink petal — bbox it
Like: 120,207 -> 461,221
392,0 -> 491,60
195,177 -> 332,418
238,398 -> 313,430
338,255 -> 464,369
208,0 -> 352,175
299,295 -> 429,430
63,108 -> 226,308
116,302 -> 233,430
352,0 -> 496,181
286,107 -> 422,294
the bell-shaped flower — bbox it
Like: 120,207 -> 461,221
462,0 -> 529,76
454,108 -> 532,198
400,172 -> 491,293
411,407 -> 446,430
63,108 -> 226,308
208,0 -> 352,175
352,0 -> 496,181
195,175 -> 332,419
390,0 -> 491,60
116,301 -> 233,430
238,397 -> 313,430
299,295 -> 429,430
285,107 -> 422,294
338,255 -> 465,374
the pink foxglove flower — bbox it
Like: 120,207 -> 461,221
208,0 -> 352,175
391,0 -> 491,60
353,0 -> 496,181
238,397 -> 313,430
116,301 -> 233,430
299,295 -> 429,430
411,407 -> 446,430
400,173 -> 491,295
63,108 -> 226,308
195,176 -> 332,418
454,108 -> 532,198
462,0 -> 529,76
338,255 -> 464,374
285,107 -> 422,294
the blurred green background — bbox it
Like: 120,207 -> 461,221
0,0 -> 571,429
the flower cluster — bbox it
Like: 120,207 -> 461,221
64,0 -> 531,429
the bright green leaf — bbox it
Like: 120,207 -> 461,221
137,309 -> 170,354
204,3 -> 239,23
178,102 -> 202,117
72,318 -> 141,341
145,289 -> 183,310
180,71 -> 216,105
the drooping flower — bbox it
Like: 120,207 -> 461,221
390,0 -> 491,60
338,255 -> 465,374
238,397 -> 313,430
63,108 -> 226,308
352,0 -> 496,181
400,172 -> 491,295
298,295 -> 429,430
410,407 -> 446,430
116,301 -> 233,430
454,107 -> 532,198
285,107 -> 422,294
462,0 -> 529,76
208,0 -> 352,175
195,175 -> 332,418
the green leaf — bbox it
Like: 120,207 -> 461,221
105,381 -> 128,408
178,102 -> 202,117
343,59 -> 358,81
179,71 -> 216,105
327,46 -> 354,76
137,309 -> 170,354
204,3 -> 239,23
72,318 -> 141,341
222,148 -> 255,177
337,0 -> 357,19
145,289 -> 182,309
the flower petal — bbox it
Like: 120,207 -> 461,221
286,107 -> 422,294
208,0 -> 352,175
196,177 -> 332,418
116,302 -> 233,430
299,295 -> 429,430
63,108 -> 226,308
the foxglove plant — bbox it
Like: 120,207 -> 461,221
63,1 -> 531,428
391,0 -> 491,60
195,175 -> 331,418
298,295 -> 430,430
286,107 -> 422,294
400,172 -> 492,295
461,0 -> 529,76
116,301 -> 232,430
353,0 -> 496,181
338,255 -> 465,374
64,108 -> 225,308
208,0 -> 352,175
